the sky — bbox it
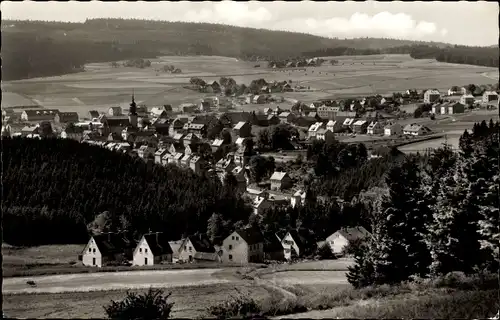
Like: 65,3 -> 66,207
2,1 -> 498,46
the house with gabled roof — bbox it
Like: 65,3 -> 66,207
270,171 -> 293,191
281,229 -> 316,261
307,122 -> 324,139
108,107 -> 123,117
178,234 -> 217,263
316,128 -> 334,142
181,153 -> 193,167
352,120 -> 368,134
169,118 -> 186,137
221,227 -> 265,264
189,155 -> 204,174
263,233 -> 285,261
482,91 -> 498,103
326,120 -> 342,133
233,121 -> 252,138
326,227 -> 371,256
150,107 -> 169,119
342,118 -> 354,128
460,94 -> 475,106
367,121 -> 383,135
448,102 -> 466,115
89,110 -> 100,120
55,112 -> 79,124
253,196 -> 272,215
403,123 -> 432,136
424,89 -> 441,104
253,95 -> 267,104
384,122 -> 403,136
21,109 -> 60,122
81,232 -> 135,267
279,112 -> 294,124
133,232 -> 173,266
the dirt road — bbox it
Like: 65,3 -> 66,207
2,268 -> 232,294
261,270 -> 349,286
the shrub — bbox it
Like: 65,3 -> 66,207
207,295 -> 262,319
315,244 -> 336,260
104,288 -> 174,319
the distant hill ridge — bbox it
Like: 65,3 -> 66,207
2,19 -> 498,81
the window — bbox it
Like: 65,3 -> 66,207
93,248 -> 96,253
189,246 -> 192,252
229,254 -> 233,261
232,236 -> 234,240
140,248 -> 142,253
235,236 -> 239,241
184,245 -> 187,250
229,245 -> 232,250
89,248 -> 91,253
145,248 -> 148,253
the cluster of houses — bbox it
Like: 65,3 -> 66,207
81,225 -> 371,268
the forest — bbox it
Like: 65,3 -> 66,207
302,44 -> 499,68
2,138 -> 250,246
347,119 -> 499,287
3,19 -> 477,80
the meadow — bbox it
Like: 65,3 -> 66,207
2,54 -> 497,118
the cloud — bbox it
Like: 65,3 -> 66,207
183,2 -> 272,25
279,12 -> 442,40
182,4 -> 443,41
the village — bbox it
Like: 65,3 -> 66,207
2,82 -> 499,269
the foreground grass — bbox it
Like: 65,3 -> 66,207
2,282 -> 270,319
267,273 -> 500,319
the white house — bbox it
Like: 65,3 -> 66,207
403,124 -> 432,136
423,89 -> 441,104
178,234 -> 217,263
325,227 -> 370,256
290,190 -> 306,208
307,122 -> 324,139
460,94 -> 475,106
81,232 -> 134,268
384,122 -> 403,136
316,128 -> 334,141
133,232 -> 173,266
482,91 -> 498,103
220,227 -> 265,264
281,230 -> 307,261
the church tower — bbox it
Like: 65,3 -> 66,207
128,93 -> 138,128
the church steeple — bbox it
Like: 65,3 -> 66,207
129,93 -> 137,116
128,91 -> 138,128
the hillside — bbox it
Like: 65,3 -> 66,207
2,19 -> 456,81
2,138 -> 250,246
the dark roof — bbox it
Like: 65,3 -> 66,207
106,117 -> 130,127
92,232 -> 135,257
236,226 -> 265,245
336,227 -> 370,242
89,110 -> 100,118
143,232 -> 173,256
263,233 -> 284,252
187,234 -> 215,253
287,230 -> 306,247
57,112 -> 79,120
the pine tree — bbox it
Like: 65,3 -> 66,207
346,240 -> 374,288
367,158 -> 432,284
425,158 -> 482,276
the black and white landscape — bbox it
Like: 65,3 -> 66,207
2,1 -> 499,319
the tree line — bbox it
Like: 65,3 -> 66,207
302,45 -> 499,68
348,120 -> 499,287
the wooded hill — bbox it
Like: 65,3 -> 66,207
2,19 -> 461,81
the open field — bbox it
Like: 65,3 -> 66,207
3,282 -> 270,319
3,55 -> 497,117
2,268 -> 233,294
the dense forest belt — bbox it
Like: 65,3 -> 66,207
2,138 -> 250,246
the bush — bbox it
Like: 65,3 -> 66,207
207,295 -> 262,319
104,288 -> 174,319
315,244 -> 336,260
